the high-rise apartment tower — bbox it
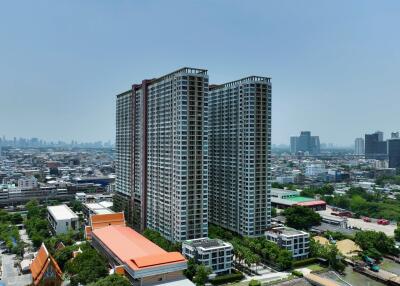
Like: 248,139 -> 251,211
209,76 -> 272,236
115,68 -> 209,242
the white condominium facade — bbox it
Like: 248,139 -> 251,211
265,227 -> 310,260
209,76 -> 272,237
115,90 -> 133,198
146,68 -> 209,242
115,68 -> 209,242
182,238 -> 233,275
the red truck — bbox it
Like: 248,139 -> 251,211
377,219 -> 389,225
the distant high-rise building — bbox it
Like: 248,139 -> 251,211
115,68 -> 209,242
290,136 -> 298,153
376,131 -> 384,141
290,131 -> 320,155
391,132 -> 399,139
354,138 -> 365,155
365,131 -> 388,160
388,138 -> 400,169
209,76 -> 272,237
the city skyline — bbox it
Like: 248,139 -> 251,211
1,2 -> 400,286
1,1 -> 400,145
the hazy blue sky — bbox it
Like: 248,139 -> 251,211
1,0 -> 399,145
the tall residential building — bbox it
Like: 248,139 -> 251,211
115,67 -> 209,242
290,131 -> 320,155
354,137 -> 365,155
115,90 -> 134,228
388,138 -> 400,169
391,132 -> 400,139
365,131 -> 388,160
209,76 -> 272,237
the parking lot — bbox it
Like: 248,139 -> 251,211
0,251 -> 31,286
318,207 -> 396,236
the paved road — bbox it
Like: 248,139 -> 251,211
0,252 -> 31,286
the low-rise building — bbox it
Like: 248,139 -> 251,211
275,176 -> 295,184
90,221 -> 193,285
18,176 -> 38,190
271,188 -> 299,199
74,192 -> 113,203
85,212 -> 126,240
305,164 -> 326,177
319,213 -> 348,228
182,238 -> 233,275
47,204 -> 79,234
271,189 -> 326,211
265,227 -> 310,260
30,243 -> 63,286
82,201 -> 114,218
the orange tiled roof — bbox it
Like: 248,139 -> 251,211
30,244 -> 62,285
92,226 -> 186,271
90,212 -> 126,230
85,225 -> 93,240
129,252 -> 186,269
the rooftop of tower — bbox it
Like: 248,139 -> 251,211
210,75 -> 271,90
116,67 -> 209,96
151,67 -> 208,84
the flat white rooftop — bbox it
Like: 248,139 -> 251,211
98,201 -> 113,208
85,203 -> 104,210
47,204 -> 78,220
157,279 -> 195,286
94,208 -> 114,215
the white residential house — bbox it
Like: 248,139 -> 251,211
47,204 -> 79,234
265,227 -> 310,260
182,238 -> 233,275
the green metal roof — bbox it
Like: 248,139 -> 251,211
286,196 -> 314,203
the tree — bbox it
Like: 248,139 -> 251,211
395,226 -> 400,242
283,206 -> 322,230
143,228 -> 180,251
193,264 -> 211,286
10,213 -> 23,224
184,258 -> 197,280
69,200 -> 83,212
310,239 -> 344,272
275,249 -> 293,270
66,247 -> 108,286
88,274 -> 131,286
271,207 -> 277,217
54,245 -> 77,270
354,230 -> 398,257
26,199 -> 41,219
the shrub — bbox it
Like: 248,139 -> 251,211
292,270 -> 303,277
249,279 -> 262,286
292,257 -> 318,268
210,271 -> 244,285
